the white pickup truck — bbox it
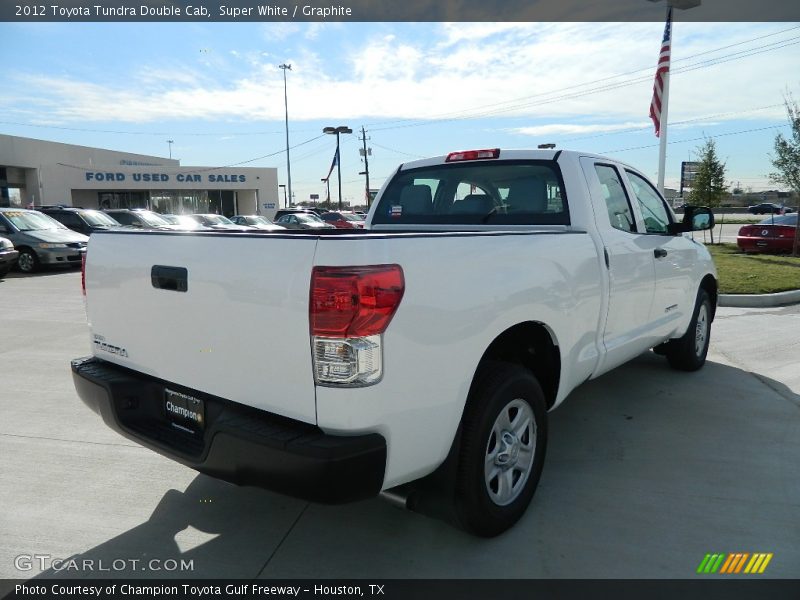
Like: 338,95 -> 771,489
72,149 -> 717,536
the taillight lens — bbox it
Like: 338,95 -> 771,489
310,265 -> 404,387
310,265 -> 404,337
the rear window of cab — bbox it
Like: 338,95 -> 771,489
372,160 -> 569,226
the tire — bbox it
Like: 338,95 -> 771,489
16,248 -> 40,274
0,268 -> 8,279
454,361 -> 548,537
664,289 -> 712,371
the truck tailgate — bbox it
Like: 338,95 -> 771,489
85,231 -> 318,424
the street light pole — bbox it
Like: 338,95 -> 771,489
323,126 -> 352,210
279,63 -> 293,207
167,140 -> 173,159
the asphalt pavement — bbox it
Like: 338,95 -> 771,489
1,270 -> 798,579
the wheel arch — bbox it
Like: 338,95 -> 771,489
471,321 -> 561,410
700,274 -> 718,321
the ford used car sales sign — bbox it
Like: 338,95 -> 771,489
84,172 -> 247,183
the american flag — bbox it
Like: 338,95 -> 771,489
649,7 -> 673,137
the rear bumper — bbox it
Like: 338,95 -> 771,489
736,236 -> 792,253
71,356 -> 386,504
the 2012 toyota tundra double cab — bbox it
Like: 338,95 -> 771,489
71,149 -> 717,537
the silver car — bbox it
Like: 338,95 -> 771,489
0,208 -> 88,273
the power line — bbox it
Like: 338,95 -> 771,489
552,103 -> 786,144
362,25 -> 800,129
599,124 -> 789,154
56,134 -> 325,173
367,35 -> 800,132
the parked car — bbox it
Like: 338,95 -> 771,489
229,215 -> 285,231
0,207 -> 88,273
273,207 -> 328,221
73,148 -> 717,537
103,209 -> 176,229
747,202 -> 787,215
159,214 -> 212,231
0,235 -> 19,278
319,211 -> 366,229
737,213 -> 799,253
273,213 -> 336,230
37,206 -> 122,235
187,214 -> 255,231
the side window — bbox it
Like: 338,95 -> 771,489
594,164 -> 636,233
626,171 -> 671,234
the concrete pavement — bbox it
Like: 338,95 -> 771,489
1,270 -> 798,579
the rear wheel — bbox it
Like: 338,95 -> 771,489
16,248 -> 39,274
455,361 -> 548,537
664,289 -> 712,371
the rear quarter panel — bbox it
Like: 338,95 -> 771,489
314,231 -> 603,487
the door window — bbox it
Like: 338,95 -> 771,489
626,171 -> 671,234
594,164 -> 636,233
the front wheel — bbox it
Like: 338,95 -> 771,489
16,248 -> 40,274
664,289 -> 712,371
455,362 -> 548,537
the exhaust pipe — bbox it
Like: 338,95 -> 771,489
379,487 -> 410,510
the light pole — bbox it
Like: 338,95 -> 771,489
323,125 -> 352,210
167,140 -> 173,159
278,184 -> 287,208
279,63 -> 293,206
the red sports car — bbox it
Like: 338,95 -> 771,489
737,214 -> 798,253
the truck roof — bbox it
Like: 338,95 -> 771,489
397,149 -> 636,172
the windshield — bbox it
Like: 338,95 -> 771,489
2,210 -> 68,231
372,160 -> 569,226
81,210 -> 119,227
252,216 -> 275,225
138,212 -> 170,227
201,214 -> 234,225
343,213 -> 364,221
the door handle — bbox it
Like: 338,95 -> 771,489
654,248 -> 668,259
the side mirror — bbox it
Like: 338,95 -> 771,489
668,205 -> 714,234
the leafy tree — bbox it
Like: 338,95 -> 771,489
687,137 -> 727,208
769,94 -> 800,256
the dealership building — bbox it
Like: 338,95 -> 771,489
0,134 -> 280,217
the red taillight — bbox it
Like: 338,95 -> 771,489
445,148 -> 500,162
81,253 -> 86,296
310,265 -> 405,337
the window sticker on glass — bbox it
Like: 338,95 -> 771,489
390,205 -> 403,218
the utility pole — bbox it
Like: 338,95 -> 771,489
359,126 -> 371,207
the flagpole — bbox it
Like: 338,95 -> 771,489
657,69 -> 670,194
656,6 -> 671,195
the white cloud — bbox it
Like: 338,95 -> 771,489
5,23 -> 797,128
510,122 -> 650,137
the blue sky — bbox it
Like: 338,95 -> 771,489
0,21 -> 798,206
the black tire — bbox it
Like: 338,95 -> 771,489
16,248 -> 40,274
455,361 -> 548,537
664,289 -> 712,371
0,268 -> 8,279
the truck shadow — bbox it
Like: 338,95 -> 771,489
29,353 -> 800,579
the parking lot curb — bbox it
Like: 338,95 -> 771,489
719,289 -> 800,308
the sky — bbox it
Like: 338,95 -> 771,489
0,20 -> 798,207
